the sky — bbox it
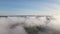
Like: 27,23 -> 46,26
0,0 -> 60,15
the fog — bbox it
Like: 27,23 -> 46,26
0,15 -> 60,34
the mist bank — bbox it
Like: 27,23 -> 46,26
0,15 -> 60,34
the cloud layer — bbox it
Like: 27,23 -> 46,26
0,15 -> 60,34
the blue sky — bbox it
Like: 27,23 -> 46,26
0,0 -> 60,15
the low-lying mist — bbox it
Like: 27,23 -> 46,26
0,15 -> 60,34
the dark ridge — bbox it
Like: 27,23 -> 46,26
0,16 -> 8,17
0,15 -> 51,17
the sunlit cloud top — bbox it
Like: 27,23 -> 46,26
0,0 -> 60,15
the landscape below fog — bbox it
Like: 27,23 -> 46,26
0,15 -> 60,34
